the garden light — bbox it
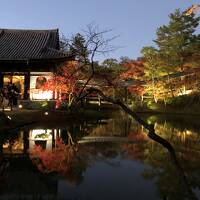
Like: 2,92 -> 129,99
7,116 -> 11,120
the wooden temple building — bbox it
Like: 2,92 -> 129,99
0,28 -> 72,100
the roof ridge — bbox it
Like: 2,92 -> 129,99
0,28 -> 59,33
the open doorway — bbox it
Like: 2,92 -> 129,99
3,75 -> 25,99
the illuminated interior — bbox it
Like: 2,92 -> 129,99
3,75 -> 25,99
30,89 -> 53,100
30,73 -> 53,100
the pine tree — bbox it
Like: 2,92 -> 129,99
70,33 -> 89,63
155,9 -> 200,73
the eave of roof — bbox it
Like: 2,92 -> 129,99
0,28 -> 71,61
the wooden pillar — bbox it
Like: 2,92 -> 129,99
24,72 -> 30,99
52,129 -> 55,148
0,72 -> 3,88
0,137 -> 3,155
23,130 -> 29,154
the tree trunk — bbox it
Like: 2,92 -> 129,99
167,73 -> 174,98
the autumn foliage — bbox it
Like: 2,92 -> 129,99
43,61 -> 83,107
119,60 -> 145,96
44,61 -> 80,93
29,138 -> 93,184
120,60 -> 144,80
30,138 -> 77,174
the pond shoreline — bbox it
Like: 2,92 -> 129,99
1,107 -> 200,133
0,108 -> 112,132
136,110 -> 200,116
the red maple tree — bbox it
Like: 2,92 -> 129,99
120,60 -> 144,80
119,60 -> 145,96
43,61 -> 82,107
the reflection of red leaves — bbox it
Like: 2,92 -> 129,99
128,130 -> 147,141
122,143 -> 145,161
121,130 -> 148,161
30,138 -> 77,175
29,138 -> 96,185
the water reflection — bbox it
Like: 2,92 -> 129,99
0,111 -> 199,199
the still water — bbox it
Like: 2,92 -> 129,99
0,110 -> 200,200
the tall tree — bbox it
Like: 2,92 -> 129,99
45,24 -> 117,107
141,46 -> 162,102
69,33 -> 89,63
119,59 -> 145,101
43,61 -> 82,107
155,9 -> 200,73
142,7 -> 200,99
102,58 -> 118,68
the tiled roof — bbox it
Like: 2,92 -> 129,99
0,28 -> 69,60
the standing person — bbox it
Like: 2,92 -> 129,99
11,83 -> 19,106
1,87 -> 9,111
7,83 -> 14,110
7,83 -> 19,109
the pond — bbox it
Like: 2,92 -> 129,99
0,110 -> 200,200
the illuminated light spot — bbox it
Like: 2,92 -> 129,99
4,108 -> 11,111
177,90 -> 192,96
186,130 -> 192,136
7,116 -> 12,120
31,129 -> 52,140
44,112 -> 49,116
18,104 -> 23,109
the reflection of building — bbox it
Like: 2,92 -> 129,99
1,128 -> 63,155
0,128 -> 65,198
0,28 -> 72,100
29,129 -> 53,150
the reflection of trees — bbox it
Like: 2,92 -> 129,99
30,138 -> 87,185
29,136 -> 123,185
122,127 -> 148,161
148,132 -> 197,200
140,115 -> 200,199
0,131 -> 19,191
28,117 -> 200,199
146,114 -> 200,135
154,123 -> 200,152
123,125 -> 200,200
87,109 -> 132,137
7,109 -> 198,199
